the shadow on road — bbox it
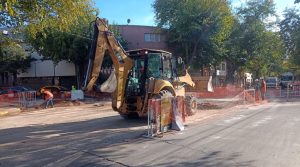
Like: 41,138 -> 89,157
0,115 -> 150,166
144,151 -> 255,167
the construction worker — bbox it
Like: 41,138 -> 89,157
42,89 -> 54,108
260,78 -> 267,101
254,79 -> 261,102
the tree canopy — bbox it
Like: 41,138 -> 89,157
231,0 -> 285,78
153,0 -> 285,78
153,0 -> 235,71
0,0 -> 97,37
0,37 -> 30,74
280,8 -> 300,74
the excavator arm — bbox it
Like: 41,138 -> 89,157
84,18 -> 133,110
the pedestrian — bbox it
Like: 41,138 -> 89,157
254,79 -> 261,102
42,89 -> 54,108
260,78 -> 267,101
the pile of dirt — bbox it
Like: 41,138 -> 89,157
53,100 -> 83,107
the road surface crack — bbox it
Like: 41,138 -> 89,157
79,149 -> 130,167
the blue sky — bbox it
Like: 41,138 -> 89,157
95,0 -> 300,26
95,0 -> 155,25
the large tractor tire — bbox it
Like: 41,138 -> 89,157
154,90 -> 173,99
185,96 -> 197,116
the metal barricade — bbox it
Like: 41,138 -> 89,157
289,85 -> 300,97
279,85 -> 300,100
18,91 -> 37,108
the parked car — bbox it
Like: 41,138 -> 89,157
0,88 -> 8,95
280,72 -> 294,88
6,86 -> 34,93
38,86 -> 71,99
265,77 -> 278,88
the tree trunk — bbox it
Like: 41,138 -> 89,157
12,72 -> 17,86
188,38 -> 201,66
75,64 -> 80,90
226,61 -> 236,84
213,63 -> 217,86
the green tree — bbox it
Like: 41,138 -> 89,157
110,24 -> 129,51
0,38 -> 30,84
225,19 -> 249,82
232,0 -> 284,78
153,0 -> 234,71
280,8 -> 300,65
26,26 -> 91,87
280,8 -> 300,75
0,0 -> 96,37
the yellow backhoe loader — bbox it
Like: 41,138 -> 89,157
83,18 -> 197,118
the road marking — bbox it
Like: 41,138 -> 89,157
211,135 -> 221,139
223,115 -> 245,124
251,116 -> 273,127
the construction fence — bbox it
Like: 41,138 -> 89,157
0,91 -> 36,108
146,90 -> 257,137
147,96 -> 185,137
266,85 -> 300,100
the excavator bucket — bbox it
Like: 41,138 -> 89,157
100,70 -> 117,93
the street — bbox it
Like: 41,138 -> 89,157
0,100 -> 300,167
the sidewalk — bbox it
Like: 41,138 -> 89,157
0,98 -> 112,117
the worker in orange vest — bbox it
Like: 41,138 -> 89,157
260,78 -> 267,101
42,89 -> 54,108
254,79 -> 261,102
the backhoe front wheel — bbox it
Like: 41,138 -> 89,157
153,90 -> 173,99
185,96 -> 197,116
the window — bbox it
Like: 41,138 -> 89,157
144,33 -> 161,42
162,55 -> 172,79
147,53 -> 161,78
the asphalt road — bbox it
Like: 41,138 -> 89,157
0,100 -> 300,167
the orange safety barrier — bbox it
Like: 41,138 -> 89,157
187,85 -> 243,99
147,96 -> 186,137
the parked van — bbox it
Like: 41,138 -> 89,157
280,72 -> 294,88
265,77 -> 278,88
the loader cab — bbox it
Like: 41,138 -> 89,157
125,49 -> 175,97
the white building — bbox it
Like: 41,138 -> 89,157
1,29 -> 76,89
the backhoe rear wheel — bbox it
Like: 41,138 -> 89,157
185,96 -> 197,116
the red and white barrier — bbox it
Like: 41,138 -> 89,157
146,96 -> 186,137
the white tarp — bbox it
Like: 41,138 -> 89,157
100,70 -> 117,93
207,76 -> 214,92
172,99 -> 185,131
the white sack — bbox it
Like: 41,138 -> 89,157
100,70 -> 117,93
207,76 -> 214,92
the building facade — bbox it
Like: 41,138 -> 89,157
117,25 -> 168,51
